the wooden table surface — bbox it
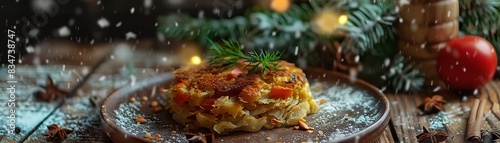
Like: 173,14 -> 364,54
1,40 -> 499,143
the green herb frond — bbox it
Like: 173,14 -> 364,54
208,39 -> 283,73
208,39 -> 248,66
247,49 -> 283,73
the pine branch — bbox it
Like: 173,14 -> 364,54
459,0 -> 500,36
384,55 -> 424,93
338,0 -> 397,54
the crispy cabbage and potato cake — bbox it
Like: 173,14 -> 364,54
164,61 -> 320,134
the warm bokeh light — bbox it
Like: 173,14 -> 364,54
311,10 -> 340,35
338,15 -> 348,25
191,56 -> 201,65
271,0 -> 290,13
178,42 -> 203,65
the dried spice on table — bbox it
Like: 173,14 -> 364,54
416,126 -> 448,143
418,95 -> 446,114
487,117 -> 500,141
89,96 -> 100,108
46,124 -> 73,141
466,98 -> 487,143
34,75 -> 69,101
186,133 -> 214,143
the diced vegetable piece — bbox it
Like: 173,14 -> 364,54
200,98 -> 218,110
174,92 -> 189,105
227,67 -> 244,80
270,86 -> 293,99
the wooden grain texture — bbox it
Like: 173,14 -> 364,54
0,65 -> 90,143
22,68 -> 165,143
373,127 -> 395,143
387,81 -> 500,143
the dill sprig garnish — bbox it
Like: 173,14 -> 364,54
208,39 -> 283,74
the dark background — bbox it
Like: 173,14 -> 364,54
1,0 -> 257,65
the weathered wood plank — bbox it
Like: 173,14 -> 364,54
373,127 -> 395,143
23,68 -> 163,143
0,65 -> 90,143
387,81 -> 500,143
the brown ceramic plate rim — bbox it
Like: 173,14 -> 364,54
100,72 -> 174,143
304,68 -> 391,142
100,68 -> 391,143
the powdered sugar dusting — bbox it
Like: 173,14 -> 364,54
113,102 -> 187,142
310,83 -> 381,141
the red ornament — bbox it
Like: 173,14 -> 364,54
437,36 -> 498,90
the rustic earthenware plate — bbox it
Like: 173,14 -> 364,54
100,68 -> 390,143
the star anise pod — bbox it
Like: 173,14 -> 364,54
416,126 -> 448,143
46,124 -> 73,141
186,133 -> 214,143
418,95 -> 446,114
34,75 -> 68,102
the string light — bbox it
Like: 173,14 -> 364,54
178,42 -> 202,65
191,56 -> 202,65
338,15 -> 348,25
311,10 -> 348,35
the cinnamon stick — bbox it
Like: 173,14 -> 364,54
490,83 -> 500,120
467,98 -> 487,143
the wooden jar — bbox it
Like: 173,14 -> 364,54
397,0 -> 459,88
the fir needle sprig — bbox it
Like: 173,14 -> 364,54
208,39 -> 283,74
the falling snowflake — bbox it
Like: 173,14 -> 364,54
26,46 -> 35,53
157,32 -> 165,42
58,26 -> 70,37
125,32 -> 137,40
29,28 -> 39,37
97,17 -> 110,28
116,22 -> 122,27
144,0 -> 152,8
130,7 -> 135,14
168,0 -> 183,5
32,0 -> 55,12
398,0 -> 410,6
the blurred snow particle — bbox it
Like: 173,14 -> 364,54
116,21 -> 122,27
157,32 -> 165,42
383,58 -> 390,67
144,0 -> 153,8
68,19 -> 75,26
113,43 -> 133,64
167,0 -> 183,5
26,46 -> 35,53
97,17 -> 110,28
130,75 -> 136,87
398,0 -> 410,6
130,7 -> 135,14
432,86 -> 441,92
75,7 -> 82,15
297,58 -> 307,69
125,32 -> 137,40
29,28 -> 39,37
32,0 -> 55,12
58,26 -> 70,37
198,10 -> 205,18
